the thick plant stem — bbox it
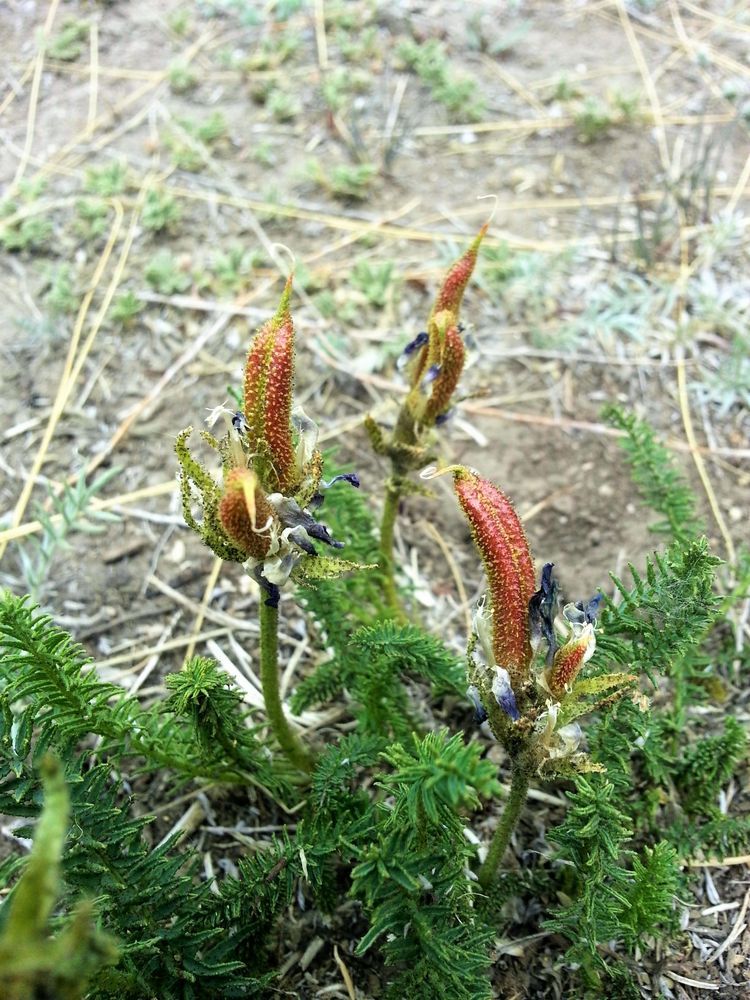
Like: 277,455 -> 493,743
478,756 -> 530,888
259,600 -> 314,773
379,484 -> 406,622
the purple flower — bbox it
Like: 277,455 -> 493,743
492,667 -> 520,722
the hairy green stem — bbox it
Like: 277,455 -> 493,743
478,757 -> 530,888
259,601 -> 314,773
379,484 -> 405,621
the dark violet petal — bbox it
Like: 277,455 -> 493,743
492,668 -> 520,722
421,364 -> 441,388
529,562 -> 558,661
581,592 -> 603,623
498,690 -> 520,722
272,495 -> 345,550
232,411 -> 248,433
305,521 -> 344,549
403,330 -> 428,355
252,565 -> 281,608
467,685 -> 488,725
434,408 -> 454,426
290,531 -> 318,556
396,331 -> 428,371
322,472 -> 360,489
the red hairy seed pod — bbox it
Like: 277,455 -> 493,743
454,468 -> 535,682
423,324 -> 465,424
243,276 -> 296,492
429,222 -> 488,327
548,625 -> 595,697
218,467 -> 274,561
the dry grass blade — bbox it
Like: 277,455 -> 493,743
9,0 -> 61,192
0,202 -> 125,561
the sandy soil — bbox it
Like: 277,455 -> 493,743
1,1 -> 749,996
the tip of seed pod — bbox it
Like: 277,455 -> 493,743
277,272 -> 293,311
452,465 -> 473,483
474,221 -> 489,245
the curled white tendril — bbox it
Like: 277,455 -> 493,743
205,401 -> 234,429
476,193 -> 499,227
419,463 -> 479,481
272,242 -> 296,277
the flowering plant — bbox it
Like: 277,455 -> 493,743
0,226 -> 735,1000
451,467 -> 638,884
365,224 -> 488,616
153,232 -> 733,997
176,274 -> 369,770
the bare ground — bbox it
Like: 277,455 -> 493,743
1,1 -> 749,996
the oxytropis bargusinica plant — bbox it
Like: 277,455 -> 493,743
450,466 -> 637,886
175,274 -> 368,770
365,224 -> 487,617
1,226 -> 745,1000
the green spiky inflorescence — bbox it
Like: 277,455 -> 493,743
175,426 -> 248,563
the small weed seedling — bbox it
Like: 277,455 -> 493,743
47,19 -> 89,62
144,249 -> 192,294
109,290 -> 144,327
398,37 -> 486,122
168,61 -> 198,94
141,188 -> 182,234
306,158 -> 377,201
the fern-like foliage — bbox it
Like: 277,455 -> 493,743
603,405 -> 703,542
0,755 -> 119,999
220,733 -> 386,977
219,827 -> 308,973
0,592 -> 300,996
589,682 -> 750,858
296,566 -> 467,735
162,655 -> 293,790
219,731 -> 480,990
0,593 -> 289,794
547,777 -> 634,964
581,413 -> 747,867
676,717 -> 748,816
621,842 -> 681,949
351,730 -> 500,1000
0,592 -> 134,744
0,753 -> 261,998
293,465 -> 388,713
668,813 -> 750,858
295,619 -> 465,737
310,731 -> 386,817
354,621 -> 465,696
546,776 -> 680,984
595,537 -> 721,682
665,718 -> 750,855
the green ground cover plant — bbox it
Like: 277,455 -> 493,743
0,232 -> 747,1000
